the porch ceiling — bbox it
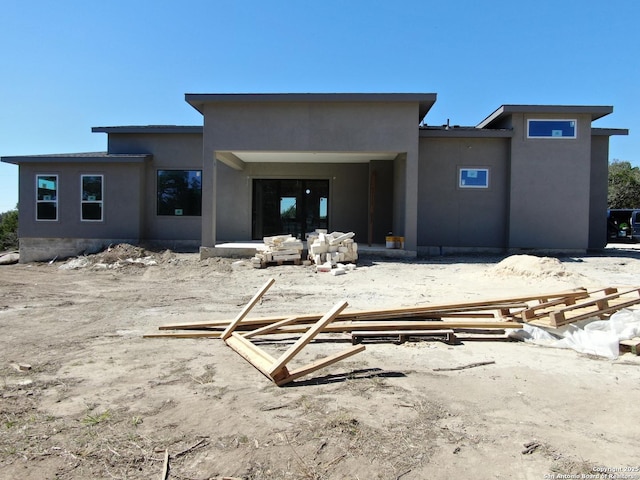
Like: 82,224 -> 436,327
230,151 -> 398,163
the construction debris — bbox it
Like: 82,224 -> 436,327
250,235 -> 304,268
307,230 -> 358,269
145,282 -> 640,384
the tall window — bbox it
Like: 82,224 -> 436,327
527,119 -> 576,138
36,175 -> 58,220
157,170 -> 202,216
81,175 -> 103,221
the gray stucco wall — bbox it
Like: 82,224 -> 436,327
200,100 -> 420,248
16,160 -> 146,261
107,133 -> 203,243
589,135 -> 610,249
417,137 -> 510,248
18,161 -> 145,240
508,113 -> 593,249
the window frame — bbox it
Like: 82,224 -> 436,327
156,169 -> 203,217
36,174 -> 59,221
527,119 -> 577,139
81,174 -> 104,222
458,167 -> 489,189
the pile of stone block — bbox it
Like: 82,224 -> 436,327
251,235 -> 304,268
307,230 -> 358,270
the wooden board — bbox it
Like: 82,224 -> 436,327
527,288 -> 640,328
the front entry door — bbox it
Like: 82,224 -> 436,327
252,179 -> 329,239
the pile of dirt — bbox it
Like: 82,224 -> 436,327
58,243 -> 167,270
487,254 -> 572,279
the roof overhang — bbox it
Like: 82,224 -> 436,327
92,126 -> 202,134
591,128 -> 629,136
0,152 -> 151,165
185,93 -> 437,121
477,105 -> 614,129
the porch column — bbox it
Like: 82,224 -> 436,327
201,145 -> 217,247
404,147 -> 419,252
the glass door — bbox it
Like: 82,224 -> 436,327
252,179 -> 329,239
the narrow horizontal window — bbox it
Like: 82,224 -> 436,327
527,119 -> 576,138
459,168 -> 489,189
36,174 -> 58,221
157,170 -> 202,216
81,175 -> 103,221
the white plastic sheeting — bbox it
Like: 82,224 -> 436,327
509,309 -> 640,360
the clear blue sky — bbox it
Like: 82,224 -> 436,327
1,0 -> 638,213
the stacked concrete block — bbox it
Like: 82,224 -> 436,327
251,235 -> 304,268
307,230 -> 358,269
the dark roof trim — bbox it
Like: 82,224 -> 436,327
1,152 -> 151,165
419,127 -> 513,138
477,104 -> 614,129
92,126 -> 202,134
185,93 -> 438,120
591,128 -> 629,136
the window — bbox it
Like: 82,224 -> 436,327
527,119 -> 576,138
36,175 -> 58,220
459,168 -> 489,189
157,170 -> 202,216
81,175 -> 103,221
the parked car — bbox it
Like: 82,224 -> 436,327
607,209 -> 640,242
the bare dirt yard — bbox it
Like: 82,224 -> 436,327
1,244 -> 640,480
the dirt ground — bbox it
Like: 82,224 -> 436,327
1,244 -> 640,480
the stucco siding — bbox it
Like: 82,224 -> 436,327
589,135 -> 610,249
417,137 -> 510,247
508,113 -> 592,249
107,133 -> 204,242
18,162 -> 145,240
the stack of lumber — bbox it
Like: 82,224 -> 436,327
144,282 -> 640,385
307,230 -> 358,268
250,235 -> 304,268
514,286 -> 640,328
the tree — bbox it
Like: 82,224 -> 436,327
608,160 -> 640,209
0,205 -> 19,251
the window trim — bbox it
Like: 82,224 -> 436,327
81,174 -> 104,222
36,174 -> 59,221
527,119 -> 577,139
458,167 -> 489,189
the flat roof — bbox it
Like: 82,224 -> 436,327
185,93 -> 438,120
477,104 -> 614,129
92,126 -> 202,134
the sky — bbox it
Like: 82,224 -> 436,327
1,0 -> 639,213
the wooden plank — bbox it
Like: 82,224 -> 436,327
220,278 -> 275,340
620,337 -> 640,355
276,345 -> 366,386
268,300 -> 349,376
243,316 -> 299,339
547,288 -> 640,327
225,332 -> 279,380
519,291 -> 591,321
272,319 -> 522,334
143,331 -> 220,339
157,289 -> 587,331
